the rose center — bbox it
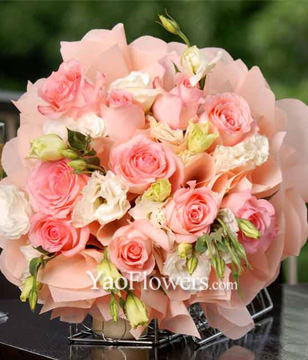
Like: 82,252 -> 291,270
134,152 -> 159,173
121,240 -> 145,263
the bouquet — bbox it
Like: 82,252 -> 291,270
1,14 -> 308,339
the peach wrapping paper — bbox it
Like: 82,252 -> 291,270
1,23 -> 308,339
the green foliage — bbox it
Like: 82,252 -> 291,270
68,129 -> 90,153
195,222 -> 250,288
66,129 -> 104,174
29,257 -> 42,278
298,242 -> 308,282
1,0 -> 307,103
195,235 -> 208,254
109,293 -> 119,323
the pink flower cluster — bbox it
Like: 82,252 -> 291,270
1,23 -> 308,340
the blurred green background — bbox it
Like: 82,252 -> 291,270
0,0 -> 307,282
2,0 -> 308,103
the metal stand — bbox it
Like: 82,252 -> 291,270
189,288 -> 273,347
0,312 -> 8,325
68,288 -> 273,348
184,316 -> 273,359
68,319 -> 183,348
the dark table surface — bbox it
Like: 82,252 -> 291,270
0,282 -> 308,360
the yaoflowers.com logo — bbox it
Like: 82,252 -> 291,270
86,270 -> 238,292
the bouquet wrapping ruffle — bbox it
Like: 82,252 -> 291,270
1,17 -> 308,340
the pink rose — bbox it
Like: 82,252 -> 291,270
109,220 -> 170,281
102,90 -> 145,142
29,213 -> 90,257
165,181 -> 219,243
203,92 -> 257,146
38,60 -> 104,119
152,74 -> 203,130
102,103 -> 145,142
110,134 -> 184,194
223,190 -> 277,254
27,159 -> 88,218
107,90 -> 133,108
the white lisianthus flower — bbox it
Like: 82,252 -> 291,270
148,116 -> 184,145
219,208 -> 239,236
20,245 -> 42,281
129,197 -> 175,245
163,252 -> 211,292
109,71 -> 160,110
213,134 -> 270,172
43,112 -> 107,140
72,171 -> 130,228
0,185 -> 31,240
129,196 -> 166,226
181,46 -> 222,86
68,112 -> 107,139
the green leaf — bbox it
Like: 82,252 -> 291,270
173,62 -> 180,73
231,262 -> 241,296
86,149 -> 97,156
210,256 -> 217,272
195,235 -> 207,254
29,257 -> 42,278
199,76 -> 206,90
2,170 -> 7,179
216,242 -> 228,253
67,129 -> 89,152
211,228 -> 224,242
85,156 -> 100,166
119,297 -> 125,311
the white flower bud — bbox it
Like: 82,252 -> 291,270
28,134 -> 67,161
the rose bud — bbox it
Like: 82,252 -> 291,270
28,134 -> 68,161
